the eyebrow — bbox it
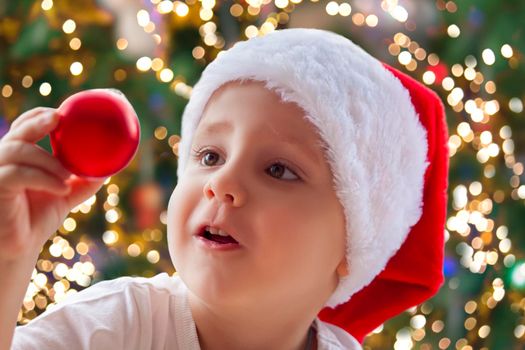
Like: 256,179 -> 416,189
197,121 -> 233,135
195,121 -> 323,165
277,138 -> 323,165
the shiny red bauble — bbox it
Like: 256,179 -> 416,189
50,89 -> 140,178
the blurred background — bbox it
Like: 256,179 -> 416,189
1,0 -> 525,348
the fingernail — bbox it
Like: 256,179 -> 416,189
60,171 -> 72,181
43,112 -> 57,124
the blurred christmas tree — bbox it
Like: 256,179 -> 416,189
1,0 -> 525,348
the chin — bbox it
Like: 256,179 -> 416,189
190,271 -> 255,307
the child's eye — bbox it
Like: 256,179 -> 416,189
266,163 -> 299,181
193,147 -> 299,180
192,147 -> 223,166
200,151 -> 221,166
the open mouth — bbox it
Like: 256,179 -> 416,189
200,226 -> 239,245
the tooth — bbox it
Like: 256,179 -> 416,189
217,229 -> 229,237
206,226 -> 230,237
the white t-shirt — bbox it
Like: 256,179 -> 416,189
12,273 -> 362,350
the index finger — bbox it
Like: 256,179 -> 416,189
9,107 -> 55,130
2,110 -> 60,144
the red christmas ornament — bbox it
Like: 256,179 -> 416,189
427,62 -> 448,85
131,182 -> 164,230
50,89 -> 140,178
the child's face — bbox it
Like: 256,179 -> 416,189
167,80 -> 347,310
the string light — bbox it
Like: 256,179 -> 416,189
339,3 -> 351,16
69,62 -> 83,76
325,1 -> 338,16
157,0 -> 174,14
447,24 -> 460,38
41,0 -> 53,11
136,56 -> 153,71
62,19 -> 76,34
21,75 -> 33,88
69,37 -> 81,50
39,82 -> 52,96
137,10 -> 150,27
482,48 -> 496,65
1,84 -> 13,98
174,2 -> 189,16
501,44 -> 513,58
116,38 -> 128,50
509,98 -> 524,113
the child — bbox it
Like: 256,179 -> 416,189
1,28 -> 449,349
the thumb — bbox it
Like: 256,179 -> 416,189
64,175 -> 107,209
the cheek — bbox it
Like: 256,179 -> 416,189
167,175 -> 201,229
256,194 -> 331,253
262,190 -> 346,267
166,180 -> 199,265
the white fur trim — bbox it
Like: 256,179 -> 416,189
176,28 -> 429,308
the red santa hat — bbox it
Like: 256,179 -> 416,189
176,28 -> 449,343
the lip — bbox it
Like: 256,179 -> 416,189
194,235 -> 243,251
193,222 -> 242,249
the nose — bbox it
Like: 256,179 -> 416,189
203,168 -> 247,207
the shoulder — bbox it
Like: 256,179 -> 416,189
314,318 -> 362,350
43,272 -> 189,325
13,273 -> 192,350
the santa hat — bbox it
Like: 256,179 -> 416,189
176,28 -> 449,342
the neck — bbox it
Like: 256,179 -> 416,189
188,292 -> 318,350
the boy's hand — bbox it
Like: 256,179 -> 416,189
0,107 -> 106,262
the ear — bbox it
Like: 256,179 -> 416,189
336,257 -> 349,278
